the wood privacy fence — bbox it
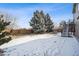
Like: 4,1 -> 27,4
3,28 -> 33,35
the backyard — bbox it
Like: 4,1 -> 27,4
0,33 -> 79,56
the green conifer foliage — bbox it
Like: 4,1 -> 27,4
30,10 -> 54,33
0,15 -> 12,45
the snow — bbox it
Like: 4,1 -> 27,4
0,34 -> 55,49
0,33 -> 79,56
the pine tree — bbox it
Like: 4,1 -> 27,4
0,15 -> 12,45
45,13 -> 54,32
30,10 -> 54,33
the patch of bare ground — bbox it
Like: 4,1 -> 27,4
0,49 -> 4,56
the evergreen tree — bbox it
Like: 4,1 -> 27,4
0,15 -> 12,45
30,10 -> 54,33
45,13 -> 54,32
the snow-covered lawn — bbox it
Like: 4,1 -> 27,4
0,34 -> 56,49
0,33 -> 79,56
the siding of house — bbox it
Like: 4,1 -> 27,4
73,3 -> 79,37
75,20 -> 79,37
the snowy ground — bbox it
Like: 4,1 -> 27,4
0,33 -> 79,56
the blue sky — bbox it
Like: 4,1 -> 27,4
0,3 -> 73,28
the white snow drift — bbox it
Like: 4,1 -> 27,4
0,33 -> 79,56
